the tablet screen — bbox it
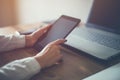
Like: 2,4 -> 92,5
39,15 -> 80,47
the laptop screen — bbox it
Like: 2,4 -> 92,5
87,0 -> 120,34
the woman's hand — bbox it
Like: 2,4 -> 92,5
34,39 -> 66,69
25,25 -> 51,47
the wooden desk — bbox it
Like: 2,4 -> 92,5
0,23 -> 105,80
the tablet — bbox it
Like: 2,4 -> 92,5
34,15 -> 80,51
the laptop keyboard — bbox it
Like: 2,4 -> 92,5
75,28 -> 120,50
87,32 -> 120,50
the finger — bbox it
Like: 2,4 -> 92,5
33,24 -> 51,36
40,24 -> 52,32
51,39 -> 67,45
55,54 -> 63,64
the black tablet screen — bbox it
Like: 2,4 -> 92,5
39,15 -> 80,47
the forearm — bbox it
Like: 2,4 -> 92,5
0,34 -> 25,52
0,57 -> 41,80
0,34 -> 41,80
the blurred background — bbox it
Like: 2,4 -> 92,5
0,0 -> 93,27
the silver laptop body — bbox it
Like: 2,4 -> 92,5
65,0 -> 120,60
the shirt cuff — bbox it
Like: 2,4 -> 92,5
11,35 -> 26,48
17,57 -> 41,80
22,57 -> 41,74
0,34 -> 26,52
0,57 -> 41,80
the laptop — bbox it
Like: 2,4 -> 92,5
83,62 -> 120,80
65,0 -> 120,60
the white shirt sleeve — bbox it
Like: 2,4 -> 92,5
0,35 -> 41,80
0,57 -> 41,80
0,34 -> 25,52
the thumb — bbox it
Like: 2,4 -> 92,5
51,39 -> 67,45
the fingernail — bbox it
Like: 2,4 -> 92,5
65,39 -> 67,42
